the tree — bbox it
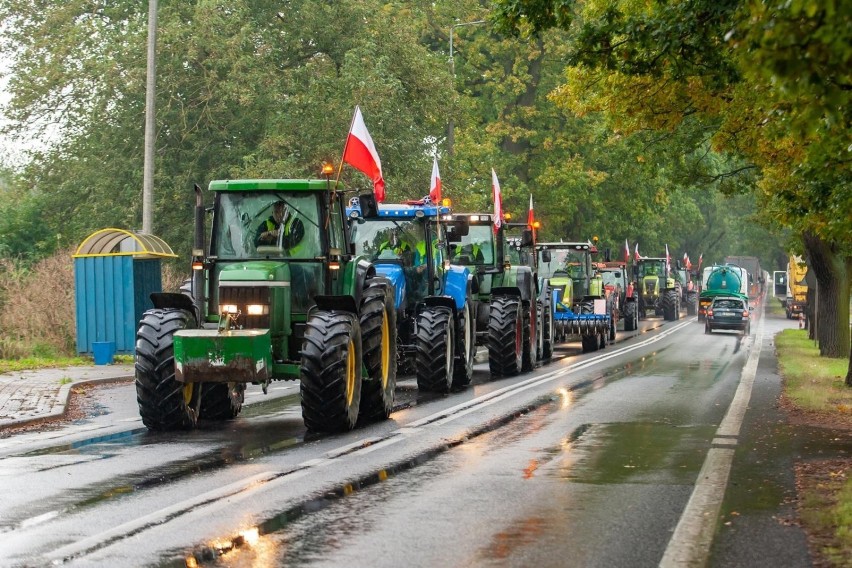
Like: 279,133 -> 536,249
493,0 -> 851,365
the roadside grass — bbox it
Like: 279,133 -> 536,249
0,356 -> 92,375
765,297 -> 787,316
777,328 -> 852,565
777,329 -> 851,412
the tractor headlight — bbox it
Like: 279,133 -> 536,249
245,304 -> 269,316
220,304 -> 239,314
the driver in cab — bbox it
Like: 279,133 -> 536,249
255,200 -> 305,249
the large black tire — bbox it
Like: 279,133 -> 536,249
135,309 -> 201,431
199,383 -> 244,421
358,279 -> 398,423
686,291 -> 698,316
541,291 -> 554,362
581,334 -> 598,353
622,301 -> 635,331
521,300 -> 538,372
609,312 -> 617,341
488,296 -> 523,376
452,300 -> 476,389
300,311 -> 362,432
415,306 -> 455,393
662,289 -> 679,321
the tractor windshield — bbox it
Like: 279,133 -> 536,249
638,260 -> 666,278
350,218 -> 427,266
449,224 -> 495,266
212,192 -> 322,260
540,250 -> 587,280
601,270 -> 623,288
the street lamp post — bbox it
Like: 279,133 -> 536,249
447,19 -> 485,159
142,0 -> 157,235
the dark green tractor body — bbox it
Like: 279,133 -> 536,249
135,180 -> 397,433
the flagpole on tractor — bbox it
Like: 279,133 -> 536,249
335,106 -> 360,189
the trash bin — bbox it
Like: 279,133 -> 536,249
73,228 -> 178,357
92,341 -> 116,365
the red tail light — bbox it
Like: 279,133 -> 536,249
742,310 -> 749,317
707,310 -> 713,316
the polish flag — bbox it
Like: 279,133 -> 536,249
343,106 -> 385,202
527,194 -> 534,227
634,243 -> 641,262
430,155 -> 441,203
624,239 -> 630,263
697,253 -> 703,270
492,169 -> 503,234
665,244 -> 671,273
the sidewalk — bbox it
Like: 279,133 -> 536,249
0,364 -> 134,429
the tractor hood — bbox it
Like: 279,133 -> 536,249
374,263 -> 407,309
217,261 -> 291,283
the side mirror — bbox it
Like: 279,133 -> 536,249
604,248 -> 611,262
520,228 -> 534,248
541,250 -> 552,263
445,219 -> 469,242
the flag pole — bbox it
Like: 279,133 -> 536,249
335,106 -> 360,190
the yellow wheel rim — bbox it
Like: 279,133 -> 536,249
345,340 -> 356,407
380,312 -> 390,389
182,382 -> 194,406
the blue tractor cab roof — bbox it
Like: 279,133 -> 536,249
347,200 -> 450,219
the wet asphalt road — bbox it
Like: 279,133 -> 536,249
0,307 -> 810,567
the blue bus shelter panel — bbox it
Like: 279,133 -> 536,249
75,256 -> 160,355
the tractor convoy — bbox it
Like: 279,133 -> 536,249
133,172 -> 765,434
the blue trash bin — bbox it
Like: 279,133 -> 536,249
92,341 -> 116,365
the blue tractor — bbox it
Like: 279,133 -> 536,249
348,199 -> 477,392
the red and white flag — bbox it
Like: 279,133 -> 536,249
665,244 -> 671,273
429,155 -> 441,203
342,106 -> 385,202
492,168 -> 503,234
624,239 -> 630,263
634,243 -> 641,262
527,194 -> 534,227
697,253 -> 703,270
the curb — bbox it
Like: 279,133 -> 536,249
0,375 -> 135,431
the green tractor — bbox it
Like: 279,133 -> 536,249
635,257 -> 681,321
135,179 -> 397,433
537,241 -> 612,352
445,214 -> 540,376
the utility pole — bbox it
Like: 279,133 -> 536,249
447,19 -> 486,159
142,0 -> 157,234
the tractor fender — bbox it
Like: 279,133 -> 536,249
352,258 -> 375,307
495,266 -> 534,303
150,292 -> 196,313
442,265 -> 471,310
421,295 -> 458,316
314,294 -> 359,314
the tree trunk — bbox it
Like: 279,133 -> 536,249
802,232 -> 850,359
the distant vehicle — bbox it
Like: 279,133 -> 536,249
724,256 -> 763,299
699,264 -> 748,319
773,271 -> 787,298
785,255 -> 808,319
705,296 -> 751,335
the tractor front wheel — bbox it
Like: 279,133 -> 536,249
662,290 -> 679,321
623,301 -> 637,331
541,291 -> 554,362
415,306 -> 455,393
300,311 -> 362,432
359,279 -> 397,423
521,300 -> 538,372
135,309 -> 201,431
452,300 -> 476,389
488,296 -> 523,376
199,383 -> 244,421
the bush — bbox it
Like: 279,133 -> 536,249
0,250 -> 77,358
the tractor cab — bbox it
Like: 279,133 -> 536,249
537,241 -> 599,307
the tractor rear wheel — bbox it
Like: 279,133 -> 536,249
300,311 -> 362,432
522,300 -> 538,372
415,306 -> 455,393
199,383 -> 244,421
541,291 -> 554,362
452,301 -> 476,389
358,279 -> 397,423
135,309 -> 201,431
662,289 -> 679,321
488,296 -> 523,376
686,291 -> 698,316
